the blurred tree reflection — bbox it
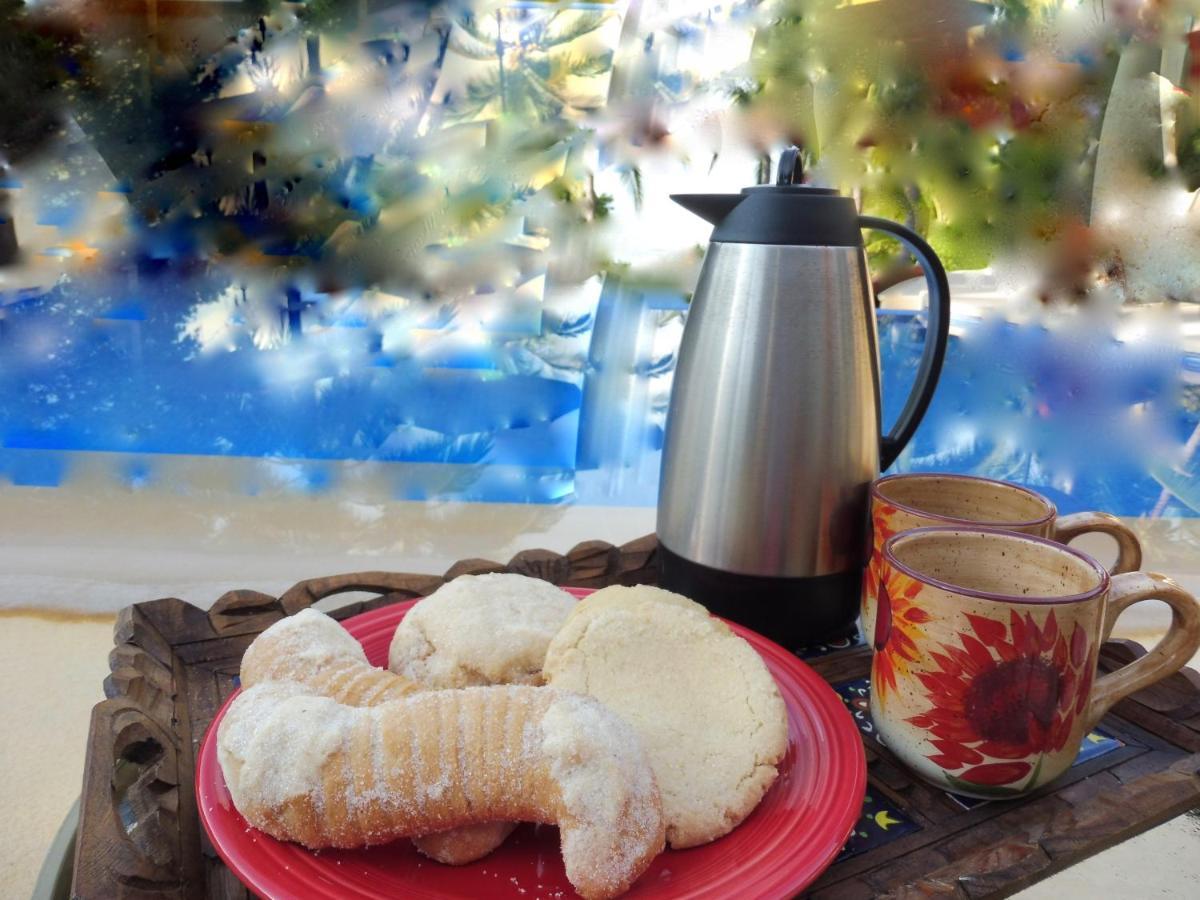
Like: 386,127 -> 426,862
749,0 -> 1199,306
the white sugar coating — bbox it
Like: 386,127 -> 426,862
243,608 -> 366,676
564,584 -> 708,624
218,681 -> 354,811
543,595 -> 789,848
388,574 -> 576,687
541,692 -> 663,893
217,680 -> 664,898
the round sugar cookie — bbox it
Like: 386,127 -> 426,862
560,583 -> 708,626
542,588 -> 789,849
388,573 -> 577,688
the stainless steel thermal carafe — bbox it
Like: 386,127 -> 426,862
658,148 -> 951,645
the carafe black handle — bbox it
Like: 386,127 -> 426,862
857,216 -> 951,470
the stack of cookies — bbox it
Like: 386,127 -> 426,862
217,573 -> 791,899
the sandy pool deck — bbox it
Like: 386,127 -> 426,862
1,611 -> 114,898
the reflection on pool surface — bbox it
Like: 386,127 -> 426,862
880,309 -> 1198,519
2,274 -> 1197,517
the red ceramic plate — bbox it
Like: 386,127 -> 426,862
197,588 -> 865,899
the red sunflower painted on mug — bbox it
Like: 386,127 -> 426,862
862,502 -> 907,644
871,502 -> 902,555
905,608 -> 1096,793
870,564 -> 933,703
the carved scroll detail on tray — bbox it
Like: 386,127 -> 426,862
75,700 -> 184,897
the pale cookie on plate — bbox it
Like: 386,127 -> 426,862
542,584 -> 789,849
388,572 -> 578,688
389,573 -> 578,864
218,682 -> 666,900
560,583 -> 707,625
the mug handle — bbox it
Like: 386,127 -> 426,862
1052,512 -> 1142,575
1082,571 -> 1200,733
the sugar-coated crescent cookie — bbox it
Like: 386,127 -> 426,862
241,608 -> 419,705
542,584 -> 789,849
388,573 -> 577,688
388,574 -> 577,861
218,682 -> 666,900
239,608 -> 513,864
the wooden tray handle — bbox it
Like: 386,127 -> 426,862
275,534 -> 660,615
278,571 -> 446,615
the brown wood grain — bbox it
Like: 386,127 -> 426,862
442,558 -> 508,580
207,590 -> 284,638
507,548 -> 573,585
564,540 -> 619,585
278,571 -> 444,615
74,698 -> 187,898
72,533 -> 1200,900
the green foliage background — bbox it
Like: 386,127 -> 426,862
746,0 -> 1126,272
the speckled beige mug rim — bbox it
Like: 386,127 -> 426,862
883,525 -> 1112,606
872,472 -> 1057,529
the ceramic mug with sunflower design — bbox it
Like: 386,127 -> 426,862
870,526 -> 1200,798
862,473 -> 1142,646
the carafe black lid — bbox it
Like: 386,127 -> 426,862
671,147 -> 863,247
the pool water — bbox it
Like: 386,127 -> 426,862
2,274 -> 1196,517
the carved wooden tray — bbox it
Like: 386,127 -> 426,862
72,535 -> 1200,899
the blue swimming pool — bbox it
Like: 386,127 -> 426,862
2,273 -> 1197,516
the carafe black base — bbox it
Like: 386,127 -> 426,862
657,542 -> 862,648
